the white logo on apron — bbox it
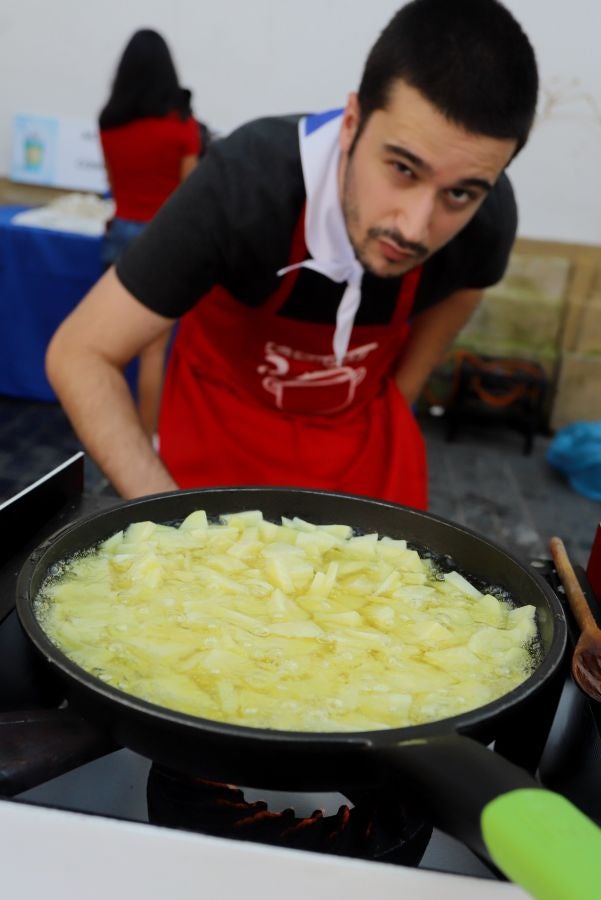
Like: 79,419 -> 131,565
257,341 -> 379,413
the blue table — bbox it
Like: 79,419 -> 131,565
0,205 -> 104,401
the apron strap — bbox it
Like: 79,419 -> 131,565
262,206 -> 308,314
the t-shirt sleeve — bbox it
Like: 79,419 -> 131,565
115,117 -> 304,319
115,147 -> 228,317
461,172 -> 517,289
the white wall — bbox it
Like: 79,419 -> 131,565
1,0 -> 600,244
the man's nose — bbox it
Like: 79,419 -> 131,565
396,187 -> 434,244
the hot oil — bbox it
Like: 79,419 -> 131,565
33,511 -> 540,732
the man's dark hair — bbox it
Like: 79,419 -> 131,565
357,0 -> 538,154
99,29 -> 193,130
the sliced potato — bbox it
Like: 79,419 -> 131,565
36,511 -> 539,733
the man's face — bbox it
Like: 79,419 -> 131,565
338,81 -> 517,278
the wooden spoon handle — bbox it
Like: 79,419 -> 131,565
550,536 -> 598,634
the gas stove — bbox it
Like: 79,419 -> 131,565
1,454 -> 600,898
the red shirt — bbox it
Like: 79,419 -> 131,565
100,113 -> 200,221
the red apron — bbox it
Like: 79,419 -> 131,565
158,210 -> 428,509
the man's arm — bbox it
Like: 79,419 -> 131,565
45,267 -> 179,499
394,288 -> 482,406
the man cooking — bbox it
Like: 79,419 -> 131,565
46,0 -> 538,509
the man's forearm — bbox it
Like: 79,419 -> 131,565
47,345 -> 177,499
394,289 -> 482,405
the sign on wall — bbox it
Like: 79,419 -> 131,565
10,113 -> 109,194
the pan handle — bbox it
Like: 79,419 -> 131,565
0,708 -> 116,796
377,734 -> 601,899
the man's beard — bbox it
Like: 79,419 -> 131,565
341,155 -> 429,277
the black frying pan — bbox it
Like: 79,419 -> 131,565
15,487 -> 601,898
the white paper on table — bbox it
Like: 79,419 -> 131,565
11,194 -> 114,236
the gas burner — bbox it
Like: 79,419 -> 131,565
146,765 -> 432,866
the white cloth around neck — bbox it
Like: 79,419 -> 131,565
277,113 -> 364,364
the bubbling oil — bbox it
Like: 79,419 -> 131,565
35,510 -> 539,732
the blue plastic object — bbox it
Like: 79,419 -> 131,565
546,422 -> 601,501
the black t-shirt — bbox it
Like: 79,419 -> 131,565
116,115 -> 517,325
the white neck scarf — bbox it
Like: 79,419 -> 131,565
277,111 -> 363,364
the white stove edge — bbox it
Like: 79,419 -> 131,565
0,798 -> 530,899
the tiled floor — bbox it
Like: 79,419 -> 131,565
1,393 -> 598,567
424,414 -> 599,567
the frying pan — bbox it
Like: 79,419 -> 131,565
15,487 -> 601,899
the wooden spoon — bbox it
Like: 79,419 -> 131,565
550,536 -> 601,703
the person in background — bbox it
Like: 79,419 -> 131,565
196,118 -> 213,159
47,0 -> 538,508
99,29 -> 200,438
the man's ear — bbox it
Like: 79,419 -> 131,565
339,92 -> 361,154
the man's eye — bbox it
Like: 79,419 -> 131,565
447,188 -> 475,207
391,162 -> 415,179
